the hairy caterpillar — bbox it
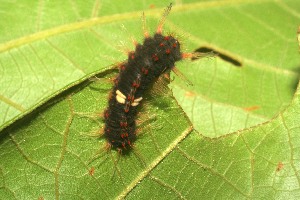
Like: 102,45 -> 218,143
103,3 -> 207,152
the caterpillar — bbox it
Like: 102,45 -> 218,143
103,3 -> 205,152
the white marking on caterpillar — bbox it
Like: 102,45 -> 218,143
116,89 -> 142,106
116,90 -> 126,99
131,97 -> 143,106
116,95 -> 125,104
116,90 -> 126,104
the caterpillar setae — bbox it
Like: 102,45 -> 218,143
103,3 -> 207,152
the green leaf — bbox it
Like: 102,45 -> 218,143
1,0 -> 300,199
170,0 -> 299,137
0,75 -> 192,199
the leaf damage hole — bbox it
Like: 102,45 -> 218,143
193,47 -> 242,67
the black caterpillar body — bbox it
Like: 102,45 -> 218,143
104,4 -> 182,151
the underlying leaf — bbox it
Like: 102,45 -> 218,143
1,0 -> 300,199
127,82 -> 300,199
0,72 -> 192,199
1,67 -> 299,199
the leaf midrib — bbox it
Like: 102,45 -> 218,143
117,126 -> 193,199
